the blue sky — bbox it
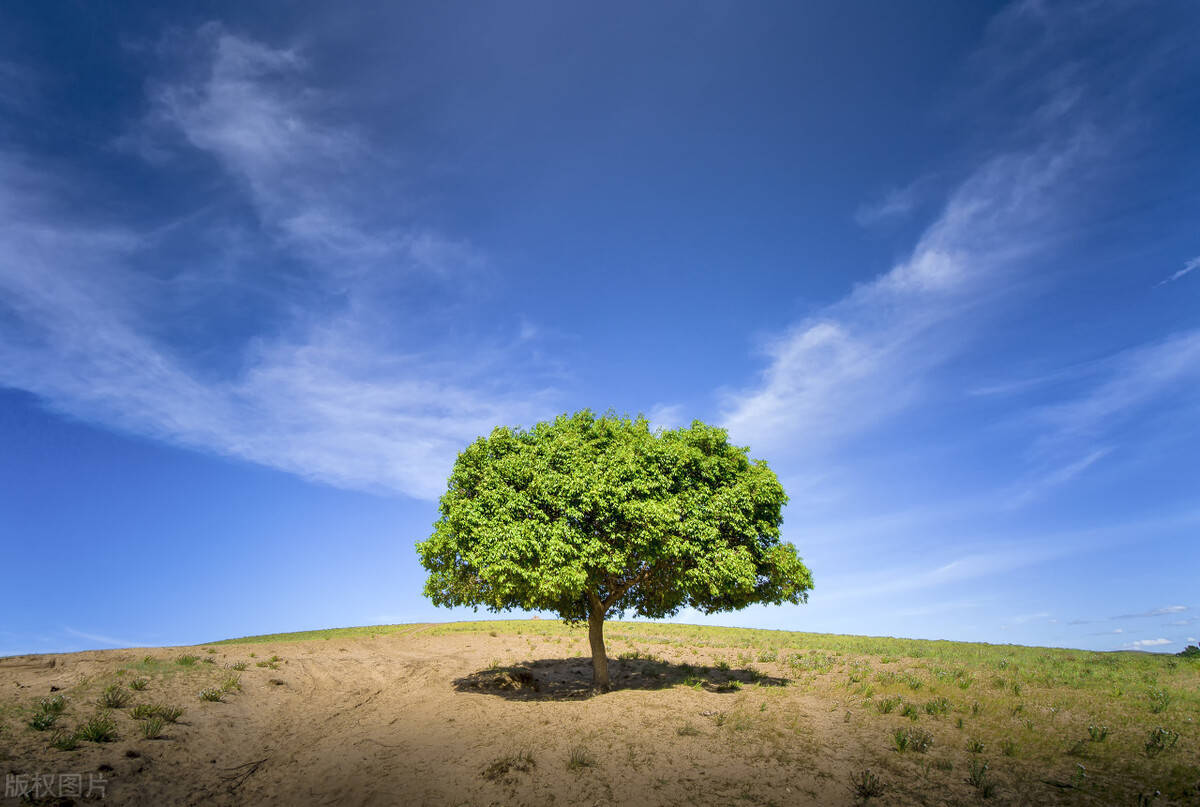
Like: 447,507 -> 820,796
2,1 -> 1198,656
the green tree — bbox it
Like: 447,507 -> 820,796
417,410 -> 813,690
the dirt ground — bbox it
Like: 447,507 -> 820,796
0,625 -> 1175,806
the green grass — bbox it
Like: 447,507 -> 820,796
76,712 -> 119,743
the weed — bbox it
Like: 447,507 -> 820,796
142,655 -> 154,664
956,717 -> 964,730
925,696 -> 951,717
1143,727 -> 1178,757
99,684 -> 130,709
967,738 -> 985,754
28,711 -> 57,731
198,688 -> 224,702
677,722 -> 701,736
1001,739 -> 1016,757
129,678 -> 149,691
49,729 -> 79,750
893,727 -> 932,753
38,695 -> 67,715
230,662 -> 248,671
220,674 -> 242,693
933,758 -> 953,772
130,704 -> 158,720
850,769 -> 886,801
202,657 -> 216,664
901,702 -> 920,721
567,746 -> 595,771
876,696 -> 901,715
967,758 -> 995,798
1147,688 -> 1170,714
141,716 -> 165,739
176,654 -> 200,666
205,648 -> 217,654
77,712 -> 119,742
156,705 -> 184,723
482,749 -> 536,781
1087,724 -> 1108,742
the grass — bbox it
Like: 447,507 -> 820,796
176,654 -> 201,666
850,769 -> 886,801
49,729 -> 79,750
141,716 -> 166,739
76,712 -> 119,743
482,749 -> 536,781
130,677 -> 149,691
99,684 -> 131,708
892,727 -> 933,753
198,688 -> 224,702
566,745 -> 596,770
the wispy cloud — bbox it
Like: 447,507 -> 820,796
1113,605 -> 1189,620
63,627 -> 144,648
1125,638 -> 1172,649
1155,256 -> 1199,288
853,175 -> 936,227
0,27 -> 556,500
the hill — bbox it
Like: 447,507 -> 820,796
2,620 -> 1196,805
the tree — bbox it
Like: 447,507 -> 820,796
416,410 -> 813,691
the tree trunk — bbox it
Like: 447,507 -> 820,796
588,604 -> 610,692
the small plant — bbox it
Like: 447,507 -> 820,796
933,758 -> 953,772
141,716 -> 165,739
482,749 -> 536,782
967,738 -> 985,754
850,769 -> 886,801
202,656 -> 216,664
230,662 -> 248,671
129,678 -> 149,691
99,684 -> 130,708
967,758 -> 995,798
1143,726 -> 1179,757
900,702 -> 920,721
925,696 -> 951,717
1001,739 -> 1016,757
205,647 -> 217,654
677,722 -> 701,736
1087,724 -> 1108,742
77,712 -> 119,742
156,705 -> 185,723
221,674 -> 242,693
142,655 -> 155,664
198,688 -> 224,702
38,695 -> 68,715
876,696 -> 901,715
956,717 -> 964,730
893,727 -> 932,753
176,654 -> 200,666
1147,688 -> 1170,714
566,745 -> 595,771
130,704 -> 158,720
49,729 -> 79,750
28,711 -> 58,731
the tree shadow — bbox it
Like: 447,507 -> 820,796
453,657 -> 789,701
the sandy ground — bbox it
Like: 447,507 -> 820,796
0,625 -> 1123,806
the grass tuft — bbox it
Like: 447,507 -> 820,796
99,684 -> 130,709
850,769 -> 886,801
77,712 -> 119,742
141,716 -> 165,739
198,688 -> 224,702
566,745 -> 596,771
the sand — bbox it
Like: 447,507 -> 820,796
0,625 -> 1093,805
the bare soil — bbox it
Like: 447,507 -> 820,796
0,625 -> 1188,805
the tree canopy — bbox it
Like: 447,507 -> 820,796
416,410 -> 813,688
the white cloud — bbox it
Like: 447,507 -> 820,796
647,403 -> 685,430
1125,638 -> 1172,649
0,29 -> 557,501
1114,605 -> 1189,619
63,627 -> 145,648
853,175 -> 935,227
1155,256 -> 1199,288
722,133 -> 1098,459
